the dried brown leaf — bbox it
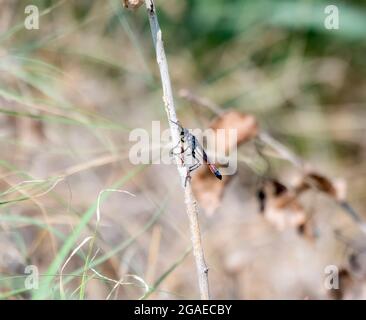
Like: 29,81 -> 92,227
192,111 -> 258,215
257,179 -> 308,232
192,167 -> 230,216
122,0 -> 144,10
295,171 -> 349,203
209,111 -> 258,155
296,172 -> 338,198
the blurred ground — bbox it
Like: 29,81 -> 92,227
0,0 -> 366,299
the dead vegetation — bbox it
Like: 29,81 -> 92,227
0,0 -> 365,299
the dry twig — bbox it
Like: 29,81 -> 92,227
143,0 -> 210,299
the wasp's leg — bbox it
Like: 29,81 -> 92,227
184,160 -> 201,187
189,162 -> 201,173
188,153 -> 202,173
169,144 -> 189,157
183,155 -> 200,186
184,172 -> 191,187
169,140 -> 181,156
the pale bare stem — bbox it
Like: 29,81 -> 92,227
258,131 -> 304,169
179,88 -> 224,116
184,187 -> 210,299
144,0 -> 210,299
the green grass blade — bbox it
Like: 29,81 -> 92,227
33,165 -> 146,299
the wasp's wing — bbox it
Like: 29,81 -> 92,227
191,136 -> 212,164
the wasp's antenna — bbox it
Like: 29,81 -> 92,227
170,119 -> 182,127
170,120 -> 185,135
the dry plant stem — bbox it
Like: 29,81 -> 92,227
144,0 -> 210,299
179,88 -> 224,116
258,132 -> 304,169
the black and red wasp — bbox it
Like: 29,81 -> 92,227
170,120 -> 222,185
